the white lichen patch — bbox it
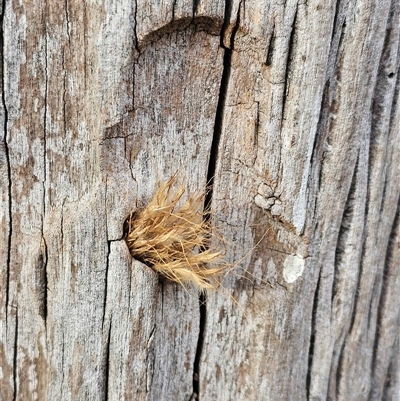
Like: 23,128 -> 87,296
282,254 -> 305,283
254,194 -> 275,210
254,182 -> 285,219
270,200 -> 282,216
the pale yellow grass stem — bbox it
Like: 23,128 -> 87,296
125,177 -> 229,291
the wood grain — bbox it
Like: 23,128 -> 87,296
0,0 -> 399,400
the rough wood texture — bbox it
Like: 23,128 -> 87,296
0,0 -> 399,400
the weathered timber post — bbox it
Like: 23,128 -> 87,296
0,0 -> 399,400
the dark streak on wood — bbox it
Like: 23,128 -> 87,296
133,0 -> 139,54
369,0 -> 400,217
371,2 -> 397,121
265,24 -> 275,66
104,320 -> 112,401
127,251 -> 134,316
43,3 -> 48,215
205,1 -> 240,199
171,0 -> 176,21
60,331 -> 65,400
311,78 -> 331,197
13,310 -> 18,401
219,0 -> 233,49
348,242 -> 365,335
306,268 -> 321,399
381,339 -> 400,400
308,0 -> 350,222
102,240 -> 111,329
64,0 -> 71,45
281,3 -> 298,122
370,0 -> 398,164
192,0 -> 199,17
191,292 -> 206,399
332,152 -> 359,302
334,18 -> 347,84
370,198 -> 400,399
330,0 -> 344,46
192,3 -> 242,399
254,101 -> 260,153
0,0 -> 11,323
388,54 -> 400,129
334,335 -> 347,399
62,47 -> 67,140
37,237 -> 49,323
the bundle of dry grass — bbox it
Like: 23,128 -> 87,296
124,177 -> 229,291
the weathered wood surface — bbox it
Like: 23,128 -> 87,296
0,0 -> 399,400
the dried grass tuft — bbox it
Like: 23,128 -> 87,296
124,176 -> 229,291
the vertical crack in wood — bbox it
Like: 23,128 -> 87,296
306,268 -> 321,399
41,4 -> 49,328
192,0 -> 199,18
254,101 -> 260,155
370,0 -> 400,216
328,151 -> 362,398
83,2 -> 88,90
12,309 -> 18,401
204,2 -> 240,198
60,331 -> 65,400
145,324 -> 156,393
38,236 -> 49,325
308,78 -> 332,225
219,0 -> 232,49
309,0 -> 349,221
191,3 -> 242,399
368,8 -> 400,395
388,47 -> 400,129
127,252 -> 133,318
330,0 -> 343,45
312,78 -> 331,194
334,336 -> 347,399
1,0 -> 12,323
191,292 -> 206,400
332,152 -> 359,302
281,3 -> 298,122
160,281 -> 164,317
104,320 -> 112,401
133,0 -> 140,55
64,0 -> 71,45
62,47 -> 67,139
44,238 -> 48,324
369,197 -> 400,400
172,0 -> 177,21
348,243 -> 364,335
265,24 -> 275,66
370,0 -> 399,152
102,240 -> 111,329
347,147 -> 375,335
43,8 -> 48,206
132,0 -> 139,114
379,170 -> 390,217
352,1 -> 400,367
381,338 -> 399,400
335,17 -> 347,81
